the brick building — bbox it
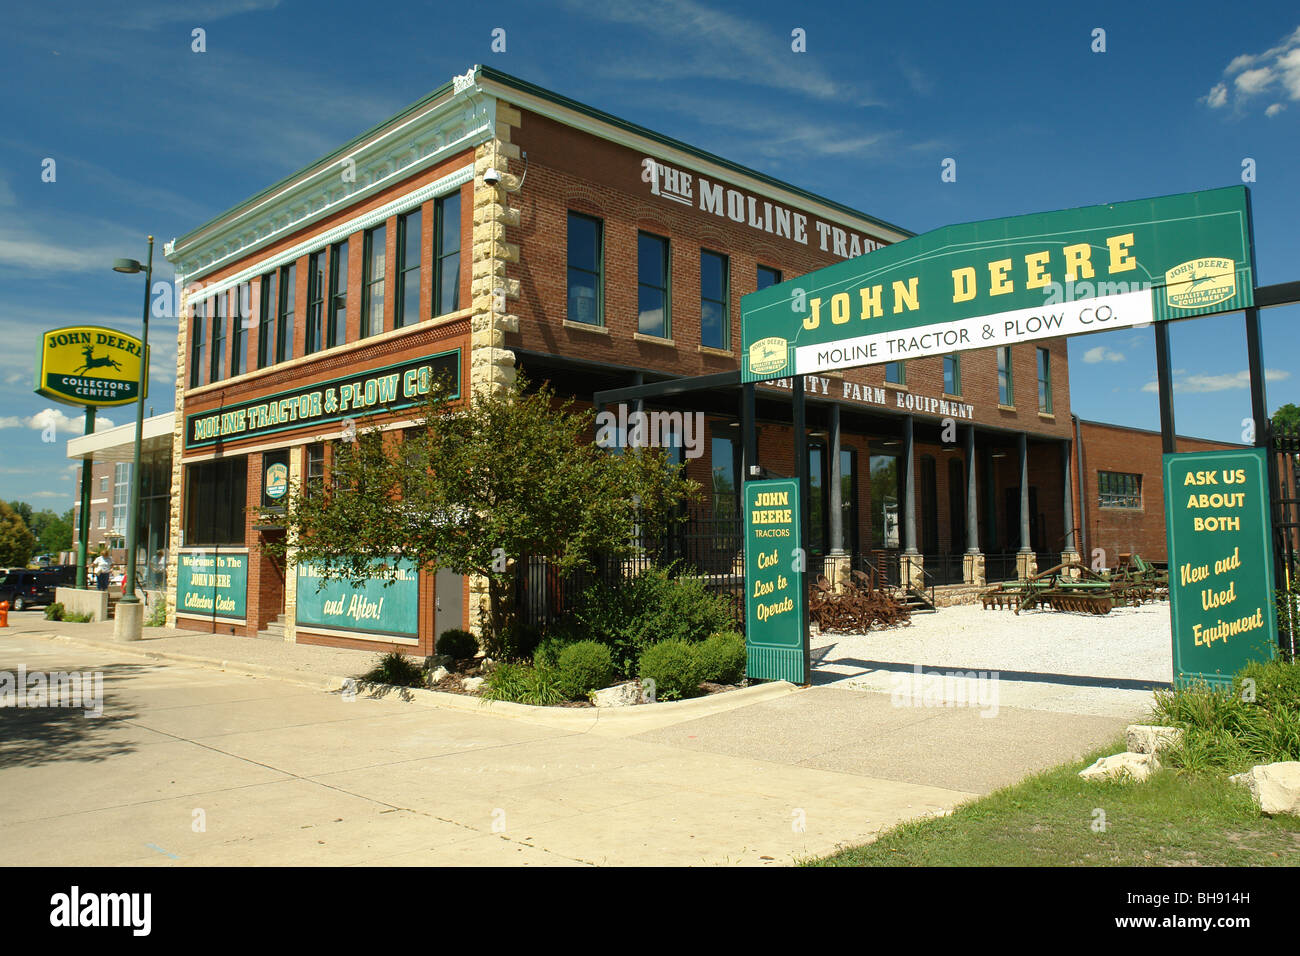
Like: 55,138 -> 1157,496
161,65 -> 1228,654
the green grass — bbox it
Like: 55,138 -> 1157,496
811,739 -> 1300,867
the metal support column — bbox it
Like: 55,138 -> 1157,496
1155,322 -> 1177,454
1018,431 -> 1031,553
965,425 -> 979,553
792,376 -> 811,684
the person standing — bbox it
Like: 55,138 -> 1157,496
93,550 -> 111,591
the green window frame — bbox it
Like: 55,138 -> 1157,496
306,251 -> 325,354
700,249 -> 729,350
189,298 -> 206,388
435,193 -> 461,317
361,224 -> 386,339
566,211 -> 602,326
231,282 -> 249,376
328,240 -> 347,349
943,354 -> 961,396
885,360 -> 905,385
638,231 -> 670,338
997,346 -> 1013,405
258,269 -> 277,368
756,265 -> 781,290
1098,471 -> 1142,509
395,209 -> 420,329
209,292 -> 226,383
1037,347 -> 1053,413
276,263 -> 296,363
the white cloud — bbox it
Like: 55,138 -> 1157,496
1140,368 -> 1290,394
1266,103 -> 1287,117
1205,25 -> 1300,113
0,408 -> 116,435
1083,345 -> 1126,363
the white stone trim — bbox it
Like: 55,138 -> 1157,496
181,165 -> 474,298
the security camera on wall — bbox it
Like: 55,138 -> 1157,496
483,167 -> 502,186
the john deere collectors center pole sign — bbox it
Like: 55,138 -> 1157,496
744,479 -> 806,683
1164,448 -> 1277,688
741,186 -> 1253,381
35,326 -> 149,406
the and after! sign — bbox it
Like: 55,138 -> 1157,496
35,325 -> 150,407
1164,448 -> 1277,689
744,479 -> 806,683
296,559 -> 419,640
741,186 -> 1254,382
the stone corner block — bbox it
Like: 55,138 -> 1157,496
1229,762 -> 1300,816
1125,724 -> 1184,755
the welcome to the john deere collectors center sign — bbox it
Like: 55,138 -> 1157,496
1164,448 -> 1277,689
34,325 -> 150,406
741,186 -> 1253,382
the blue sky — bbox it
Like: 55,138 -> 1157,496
1,0 -> 1298,505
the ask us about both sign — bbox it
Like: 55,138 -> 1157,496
740,186 -> 1255,382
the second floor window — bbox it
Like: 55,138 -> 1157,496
1038,347 -> 1053,413
396,209 -> 420,328
757,265 -> 781,290
885,360 -> 905,385
997,346 -> 1013,405
209,292 -> 226,383
1098,471 -> 1142,509
700,249 -> 729,350
566,212 -> 602,325
189,298 -> 206,388
231,282 -> 249,376
943,354 -> 961,395
306,252 -> 325,354
435,192 -> 461,316
258,270 -> 277,368
638,232 -> 670,338
276,263 -> 296,363
328,241 -> 347,349
362,225 -> 386,338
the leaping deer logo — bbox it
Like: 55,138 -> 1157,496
73,346 -> 123,375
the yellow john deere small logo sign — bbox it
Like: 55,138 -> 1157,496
1165,257 -> 1236,310
264,462 -> 289,500
34,325 -> 149,407
748,336 -> 789,376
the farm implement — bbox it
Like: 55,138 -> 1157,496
980,561 -> 1115,615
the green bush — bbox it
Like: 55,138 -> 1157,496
497,620 -> 543,661
44,602 -> 64,621
533,634 -> 573,669
482,661 -> 565,706
556,640 -> 615,700
1151,657 -> 1300,773
359,651 -> 425,688
145,595 -> 168,628
698,631 -> 746,684
572,566 -> 736,677
64,612 -> 93,623
436,628 -> 479,661
639,639 -> 705,701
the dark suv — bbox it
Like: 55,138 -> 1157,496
0,566 -> 76,611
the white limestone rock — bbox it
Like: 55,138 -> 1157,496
1078,752 -> 1161,782
1228,762 -> 1300,816
461,676 -> 485,693
427,666 -> 449,684
1125,724 -> 1185,755
591,681 -> 642,708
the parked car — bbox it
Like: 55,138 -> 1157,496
0,566 -> 75,611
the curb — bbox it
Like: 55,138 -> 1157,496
19,628 -> 802,732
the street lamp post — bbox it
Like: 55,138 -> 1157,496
112,236 -> 153,641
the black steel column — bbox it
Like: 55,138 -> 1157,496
965,425 -> 979,553
1062,439 -> 1076,553
793,376 -> 811,684
742,383 -> 757,480
1246,306 -> 1268,447
1018,431 -> 1031,553
1155,323 -> 1177,454
828,402 -> 845,555
903,415 -> 917,555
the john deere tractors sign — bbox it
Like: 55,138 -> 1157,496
35,325 -> 149,407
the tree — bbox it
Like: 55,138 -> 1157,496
269,377 -> 698,650
1273,403 -> 1300,434
29,508 -> 74,554
0,501 -> 37,568
7,500 -> 33,527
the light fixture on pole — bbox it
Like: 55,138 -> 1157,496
111,237 -> 153,642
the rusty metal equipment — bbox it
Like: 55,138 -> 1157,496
810,569 -> 911,633
1106,552 -> 1169,604
980,560 -> 1115,615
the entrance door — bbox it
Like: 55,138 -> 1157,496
434,569 -> 464,635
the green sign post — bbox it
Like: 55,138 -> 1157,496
1164,448 -> 1277,689
741,186 -> 1254,383
744,479 -> 806,683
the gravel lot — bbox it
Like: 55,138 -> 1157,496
810,601 -> 1173,718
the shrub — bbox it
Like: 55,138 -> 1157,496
358,651 -> 425,688
557,640 -> 615,700
436,628 -> 479,661
44,602 -> 64,621
1151,657 -> 1300,773
639,639 -> 705,701
482,661 -> 565,706
497,620 -> 543,661
698,631 -> 746,684
64,612 -> 93,623
145,595 -> 168,628
573,566 -> 736,677
533,634 -> 573,669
